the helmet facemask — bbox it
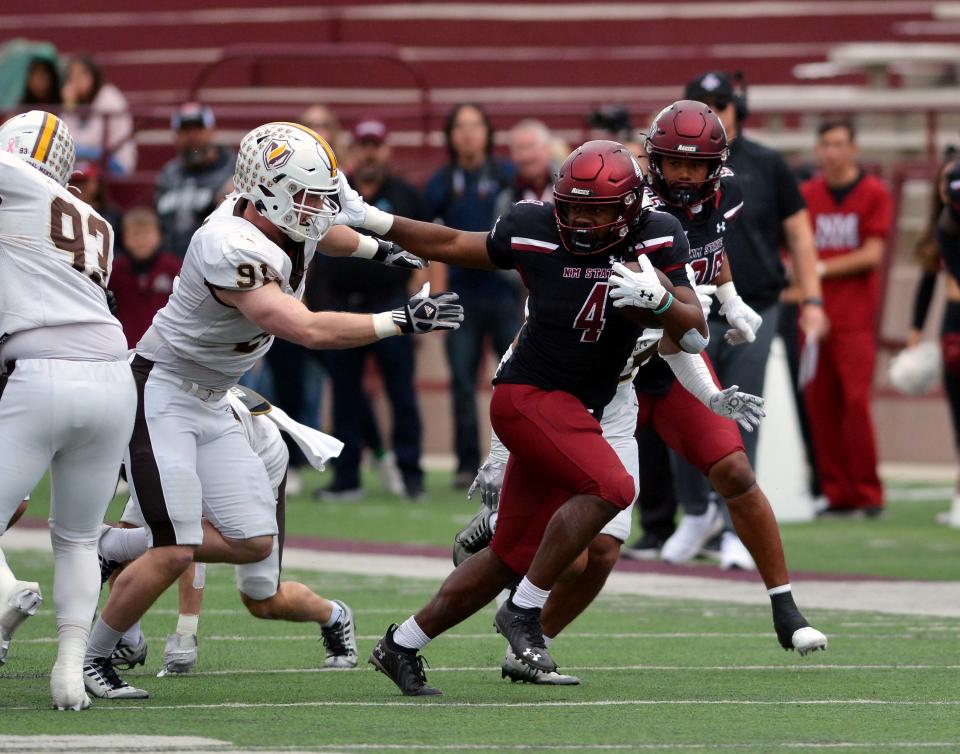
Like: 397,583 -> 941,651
649,153 -> 724,208
554,191 -> 640,255
235,122 -> 341,243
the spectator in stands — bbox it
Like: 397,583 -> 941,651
60,54 -> 136,174
316,119 -> 427,501
70,160 -> 123,235
423,103 -> 519,488
801,119 -> 892,516
108,207 -> 182,348
494,119 -> 556,218
668,71 -> 827,565
300,104 -> 349,169
21,56 -> 61,106
154,103 -> 236,258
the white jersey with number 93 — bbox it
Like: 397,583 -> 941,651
0,151 -> 117,337
138,194 -> 317,390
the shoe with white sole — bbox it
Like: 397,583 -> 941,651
0,580 -> 42,666
51,662 -> 91,711
374,451 -> 405,497
719,531 -> 756,571
660,502 -> 724,564
321,601 -> 358,669
159,633 -> 198,675
771,590 -> 827,656
501,650 -> 580,685
83,657 -> 149,698
111,634 -> 148,670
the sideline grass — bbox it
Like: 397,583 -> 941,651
1,550 -> 959,753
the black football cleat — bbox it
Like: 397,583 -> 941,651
771,591 -> 828,656
494,598 -> 556,673
368,625 -> 442,697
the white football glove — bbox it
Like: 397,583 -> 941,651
719,295 -> 762,345
608,256 -> 668,310
683,263 -> 715,320
707,385 -> 766,432
466,459 -> 506,510
334,173 -> 394,234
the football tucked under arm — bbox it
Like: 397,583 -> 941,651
610,258 -> 709,353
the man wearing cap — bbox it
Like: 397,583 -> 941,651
155,103 -> 236,258
316,119 -> 428,500
668,72 -> 828,556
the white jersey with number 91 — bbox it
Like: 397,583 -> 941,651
137,194 -> 317,390
0,151 -> 118,337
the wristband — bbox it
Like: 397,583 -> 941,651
715,281 -> 737,304
372,311 -> 400,339
801,297 -> 823,307
652,291 -> 674,316
364,206 -> 395,236
351,234 -> 379,259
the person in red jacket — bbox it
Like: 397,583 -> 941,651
109,207 -> 182,347
801,120 -> 893,516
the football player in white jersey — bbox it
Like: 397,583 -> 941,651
0,110 -> 138,711
98,385 -> 358,675
84,121 -> 463,699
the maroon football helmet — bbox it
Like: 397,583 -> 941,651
646,100 -> 728,207
553,140 -> 647,255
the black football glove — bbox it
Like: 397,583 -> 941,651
391,283 -> 463,334
372,239 -> 427,270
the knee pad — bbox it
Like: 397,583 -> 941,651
235,538 -> 279,601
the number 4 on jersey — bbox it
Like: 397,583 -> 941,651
574,282 -> 608,342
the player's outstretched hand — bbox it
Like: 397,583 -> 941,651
608,257 -> 668,310
333,173 -> 369,226
719,295 -> 762,345
392,283 -> 463,334
707,385 -> 765,431
372,239 -> 427,270
467,459 -> 506,509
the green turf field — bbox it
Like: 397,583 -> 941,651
1,549 -> 959,753
5,471 -> 960,752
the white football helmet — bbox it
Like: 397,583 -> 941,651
234,121 -> 340,242
0,110 -> 75,186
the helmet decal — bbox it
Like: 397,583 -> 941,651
263,139 -> 294,170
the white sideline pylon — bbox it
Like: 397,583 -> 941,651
756,337 -> 816,522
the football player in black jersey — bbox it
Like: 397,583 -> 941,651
340,140 -> 710,694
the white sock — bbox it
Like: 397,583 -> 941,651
392,616 -> 430,650
99,526 -> 149,563
176,613 -> 199,636
321,600 -> 344,628
85,618 -> 124,662
0,546 -> 17,594
51,533 -> 100,664
121,621 -> 143,647
512,576 -> 550,610
544,635 -> 554,647
767,584 -> 792,597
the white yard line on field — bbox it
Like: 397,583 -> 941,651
5,527 -> 960,617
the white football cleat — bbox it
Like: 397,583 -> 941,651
660,502 -> 724,564
0,580 -> 43,666
792,626 -> 828,656
51,662 -> 91,711
321,601 -> 358,668
83,657 -> 149,698
158,632 -> 198,675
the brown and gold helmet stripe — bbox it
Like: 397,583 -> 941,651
30,113 -> 60,164
275,121 -> 338,177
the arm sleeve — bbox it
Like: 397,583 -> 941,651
773,152 -> 806,220
660,351 -> 719,406
202,232 -> 285,291
911,268 -> 938,331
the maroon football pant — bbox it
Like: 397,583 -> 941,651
488,384 -> 636,575
637,358 -> 744,476
804,328 -> 882,509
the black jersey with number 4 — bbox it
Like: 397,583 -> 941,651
634,172 -> 744,395
486,200 -> 691,413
